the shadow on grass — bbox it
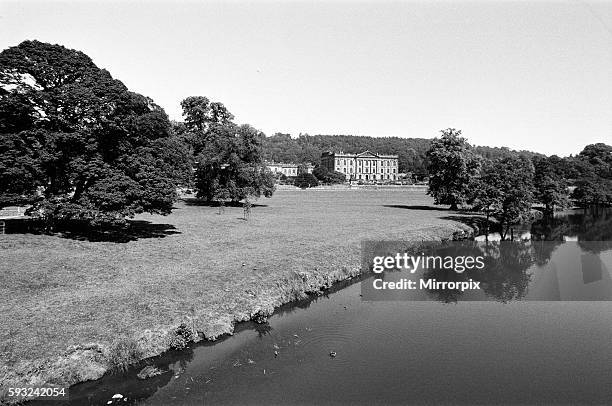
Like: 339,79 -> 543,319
5,219 -> 180,243
182,197 -> 268,208
383,204 -> 450,211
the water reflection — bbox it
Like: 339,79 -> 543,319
477,207 -> 612,242
364,209 -> 612,304
363,240 -> 612,303
472,242 -> 533,303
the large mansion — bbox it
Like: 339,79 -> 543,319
321,151 -> 399,181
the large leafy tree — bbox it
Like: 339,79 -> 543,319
571,176 -> 612,207
426,128 -> 481,210
180,96 -> 234,136
0,40 -> 184,227
470,156 -> 535,240
180,96 -> 275,202
577,143 -> 612,179
194,124 -> 275,202
532,155 -> 570,215
570,143 -> 612,207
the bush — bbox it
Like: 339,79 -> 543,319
169,322 -> 198,350
312,166 -> 346,184
107,337 -> 143,372
294,173 -> 319,189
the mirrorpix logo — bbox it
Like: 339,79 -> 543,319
370,252 -> 484,291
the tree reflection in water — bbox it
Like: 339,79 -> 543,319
423,208 -> 612,303
422,241 -> 533,303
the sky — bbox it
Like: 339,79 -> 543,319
0,0 -> 610,156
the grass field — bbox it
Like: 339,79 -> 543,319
0,187 -> 472,394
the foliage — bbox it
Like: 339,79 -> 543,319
107,337 -> 143,372
469,156 -> 535,239
179,96 -> 276,202
577,143 -> 612,179
169,322 -> 198,350
426,128 -> 481,210
473,145 -> 543,161
180,96 -> 234,134
0,41 -> 184,227
467,159 -> 502,230
262,133 -> 431,175
532,155 -> 570,214
571,176 -> 612,207
194,124 -> 276,202
312,165 -> 346,184
261,133 -> 541,178
570,143 -> 612,207
294,172 -> 319,189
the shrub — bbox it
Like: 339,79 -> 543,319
169,322 -> 198,350
294,173 -> 319,189
107,337 -> 143,372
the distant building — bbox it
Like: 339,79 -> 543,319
266,162 -> 314,177
320,151 -> 399,181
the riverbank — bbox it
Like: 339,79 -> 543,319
0,189 -> 473,403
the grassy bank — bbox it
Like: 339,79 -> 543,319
0,189 -> 472,400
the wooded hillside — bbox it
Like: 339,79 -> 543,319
262,133 -> 543,175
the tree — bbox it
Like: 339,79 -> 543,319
294,172 -> 319,189
312,165 -> 346,184
570,143 -> 612,207
180,96 -> 234,134
532,156 -> 570,215
577,143 -> 612,179
426,128 -> 481,210
571,176 -> 612,207
193,123 -> 275,202
178,96 -> 275,202
0,41 -> 183,227
470,156 -> 535,240
467,159 -> 502,234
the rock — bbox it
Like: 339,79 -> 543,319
137,365 -> 164,380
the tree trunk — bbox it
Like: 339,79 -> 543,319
501,223 -> 508,241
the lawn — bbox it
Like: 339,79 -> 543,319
0,187 -> 471,394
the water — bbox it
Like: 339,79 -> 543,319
33,208 -> 612,405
